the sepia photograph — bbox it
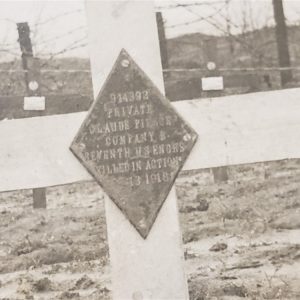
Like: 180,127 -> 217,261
0,0 -> 299,299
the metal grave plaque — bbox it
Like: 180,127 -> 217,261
70,49 -> 198,238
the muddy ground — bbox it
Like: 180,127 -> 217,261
0,159 -> 299,299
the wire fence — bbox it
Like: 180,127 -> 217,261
0,66 -> 300,73
0,1 -> 299,62
1,0 -> 300,100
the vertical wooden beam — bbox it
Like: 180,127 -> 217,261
156,11 -> 169,70
202,38 -> 222,97
203,38 -> 218,67
85,1 -> 189,299
17,22 -> 46,209
32,188 -> 46,209
212,167 -> 229,183
203,38 -> 228,183
17,23 -> 42,96
272,0 -> 292,86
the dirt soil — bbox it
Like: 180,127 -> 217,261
0,159 -> 299,299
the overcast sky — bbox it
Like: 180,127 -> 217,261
1,0 -> 300,62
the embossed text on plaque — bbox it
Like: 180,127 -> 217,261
70,49 -> 197,238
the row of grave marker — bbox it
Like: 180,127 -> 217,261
3,20 -> 229,212
2,20 -> 295,207
8,23 -> 91,209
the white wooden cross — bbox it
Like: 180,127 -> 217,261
1,1 -> 300,299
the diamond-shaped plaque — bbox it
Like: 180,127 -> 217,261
70,49 -> 197,238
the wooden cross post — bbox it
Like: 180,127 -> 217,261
202,38 -> 229,183
272,0 -> 293,86
0,23 -> 91,208
84,2 -> 190,299
156,11 -> 169,70
17,22 -> 47,209
202,38 -> 222,98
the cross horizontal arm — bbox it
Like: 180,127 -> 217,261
0,94 -> 91,120
1,87 -> 300,192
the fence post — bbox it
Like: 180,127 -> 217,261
17,22 -> 46,209
272,0 -> 293,87
156,11 -> 169,70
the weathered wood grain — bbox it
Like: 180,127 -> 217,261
85,1 -> 189,299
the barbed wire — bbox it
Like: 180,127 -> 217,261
36,26 -> 85,46
165,1 -> 228,28
0,17 -> 16,24
1,2 -> 300,71
35,9 -> 83,27
37,36 -> 88,61
0,42 -> 17,48
0,66 -> 300,74
44,42 -> 87,58
0,49 -> 20,57
179,2 -> 269,61
163,66 -> 300,72
156,1 -> 226,10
